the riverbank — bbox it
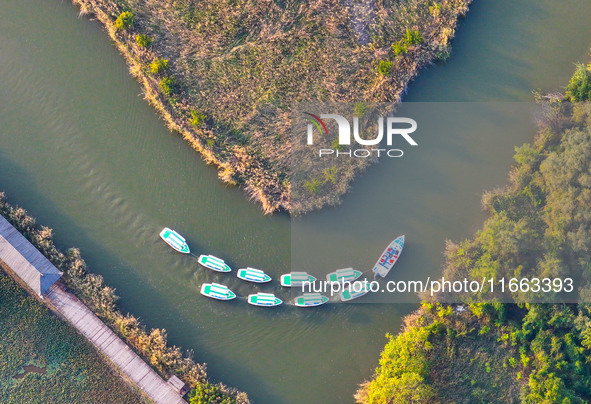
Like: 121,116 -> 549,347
356,64 -> 591,402
0,193 -> 248,404
70,0 -> 471,214
0,270 -> 147,403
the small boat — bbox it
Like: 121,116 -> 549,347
340,281 -> 371,302
237,267 -> 272,283
247,293 -> 282,307
159,227 -> 190,254
293,293 -> 329,307
372,235 -> 405,279
198,254 -> 231,272
326,267 -> 363,283
280,272 -> 316,287
200,283 -> 236,301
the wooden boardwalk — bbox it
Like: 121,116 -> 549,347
45,283 -> 186,404
0,215 -> 186,404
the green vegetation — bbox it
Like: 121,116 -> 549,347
0,271 -> 146,403
391,41 -> 408,56
358,301 -> 591,403
114,11 -> 133,30
566,63 -> 591,102
392,29 -> 422,56
190,110 -> 206,128
159,76 -> 175,96
304,178 -> 323,195
189,383 -> 236,404
72,0 -> 471,214
356,65 -> 591,403
149,57 -> 168,74
0,193 -> 249,403
135,34 -> 153,48
378,60 -> 393,76
405,29 -> 423,45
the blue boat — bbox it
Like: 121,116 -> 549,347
372,235 -> 404,279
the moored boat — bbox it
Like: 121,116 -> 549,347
159,227 -> 190,253
247,292 -> 282,307
326,267 -> 363,283
340,281 -> 371,302
280,272 -> 316,287
200,283 -> 236,301
293,293 -> 329,307
237,267 -> 271,283
198,254 -> 231,272
372,235 -> 405,279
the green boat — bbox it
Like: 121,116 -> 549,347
280,272 -> 316,287
325,267 -> 363,283
237,267 -> 272,283
198,254 -> 231,272
340,281 -> 371,302
159,227 -> 190,253
247,293 -> 282,307
200,283 -> 236,301
293,293 -> 329,307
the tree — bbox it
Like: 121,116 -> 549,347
189,383 -> 235,404
566,64 -> 591,102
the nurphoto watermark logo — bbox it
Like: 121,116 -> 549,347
303,111 -> 418,158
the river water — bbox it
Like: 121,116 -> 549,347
1,0 -> 590,403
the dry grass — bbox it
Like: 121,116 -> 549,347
71,0 -> 470,214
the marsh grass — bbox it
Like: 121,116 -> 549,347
0,270 -> 148,404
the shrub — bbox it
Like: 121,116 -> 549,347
149,58 -> 169,74
392,40 -> 408,56
115,11 -> 134,30
354,102 -> 370,117
405,29 -> 423,45
190,383 -> 236,404
565,63 -> 591,102
377,60 -> 392,76
190,110 -> 206,127
135,34 -> 153,47
323,166 -> 338,184
304,178 -> 323,194
159,76 -> 175,95
430,2 -> 441,17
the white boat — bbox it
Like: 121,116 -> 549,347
237,267 -> 271,283
247,293 -> 282,307
200,283 -> 236,301
280,272 -> 316,287
372,235 -> 405,279
326,268 -> 363,283
198,254 -> 231,272
293,293 -> 329,307
340,281 -> 371,302
159,227 -> 190,253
